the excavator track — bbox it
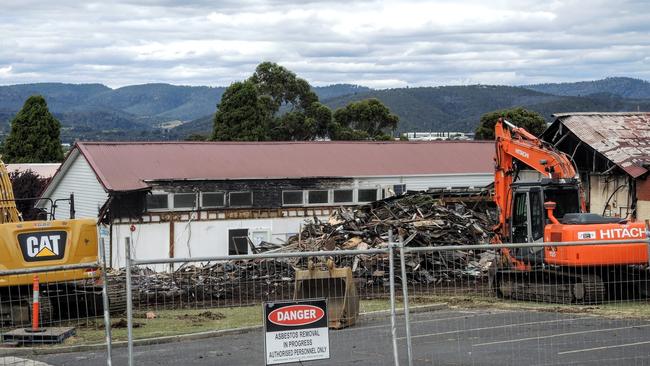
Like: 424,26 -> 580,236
0,294 -> 53,327
31,295 -> 54,325
496,269 -> 606,304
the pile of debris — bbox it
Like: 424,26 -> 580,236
119,193 -> 497,307
122,260 -> 296,307
276,193 -> 497,285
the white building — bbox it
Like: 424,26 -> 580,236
39,141 -> 494,267
403,132 -> 472,141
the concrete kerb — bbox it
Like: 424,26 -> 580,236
0,303 -> 448,357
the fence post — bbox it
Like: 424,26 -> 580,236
125,237 -> 134,366
388,230 -> 400,366
99,237 -> 113,366
398,235 -> 414,366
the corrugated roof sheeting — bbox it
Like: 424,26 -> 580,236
553,113 -> 650,178
73,141 -> 495,192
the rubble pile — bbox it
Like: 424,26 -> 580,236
278,193 -> 497,285
121,260 -> 296,307
120,194 -> 497,306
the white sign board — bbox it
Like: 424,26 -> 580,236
264,299 -> 330,365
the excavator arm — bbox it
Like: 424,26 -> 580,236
494,118 -> 584,239
0,158 -> 21,223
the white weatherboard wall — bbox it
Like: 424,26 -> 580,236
42,153 -> 108,220
354,173 -> 491,191
111,222 -> 170,268
111,216 -> 321,270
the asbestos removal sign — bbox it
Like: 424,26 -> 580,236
264,299 -> 329,365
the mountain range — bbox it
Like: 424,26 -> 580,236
0,77 -> 648,142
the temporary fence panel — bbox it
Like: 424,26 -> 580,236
399,239 -> 650,365
124,245 -> 406,365
0,260 -> 113,366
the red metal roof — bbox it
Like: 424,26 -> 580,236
552,113 -> 650,178
73,141 -> 495,192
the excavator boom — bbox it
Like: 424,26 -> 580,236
494,118 -> 583,239
0,161 -> 21,223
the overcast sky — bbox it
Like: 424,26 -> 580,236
1,0 -> 649,88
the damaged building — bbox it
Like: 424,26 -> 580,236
37,141 -> 494,267
542,112 -> 650,220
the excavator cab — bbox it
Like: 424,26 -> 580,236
508,180 -> 582,263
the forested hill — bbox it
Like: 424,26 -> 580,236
0,83 -> 368,141
317,84 -> 650,133
0,78 -> 648,142
523,77 -> 650,99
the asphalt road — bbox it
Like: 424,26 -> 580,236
25,309 -> 650,365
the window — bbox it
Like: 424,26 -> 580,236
358,189 -> 378,202
308,190 -> 328,204
282,191 -> 303,205
333,189 -> 353,203
530,190 -> 543,241
201,192 -> 225,208
228,229 -> 249,255
512,192 -> 528,243
229,192 -> 252,206
394,184 -> 406,196
544,188 -> 580,219
146,194 -> 168,210
173,193 -> 196,209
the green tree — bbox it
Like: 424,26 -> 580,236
212,62 -> 330,141
212,80 -> 272,141
9,169 -> 50,220
184,133 -> 209,141
331,98 -> 399,140
3,95 -> 64,163
475,107 -> 547,140
212,62 -> 399,141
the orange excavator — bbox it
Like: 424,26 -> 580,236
491,118 -> 649,303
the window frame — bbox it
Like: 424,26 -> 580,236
306,190 -> 329,205
228,191 -> 253,207
282,190 -> 304,206
357,188 -> 379,203
146,192 -> 170,212
200,191 -> 226,209
172,192 -> 198,210
332,189 -> 354,204
393,184 -> 407,196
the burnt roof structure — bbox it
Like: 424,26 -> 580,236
543,112 -> 650,178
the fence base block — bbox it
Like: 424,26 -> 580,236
2,327 -> 76,345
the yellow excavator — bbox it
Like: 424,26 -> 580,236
0,160 -> 120,326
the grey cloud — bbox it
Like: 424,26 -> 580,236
0,0 -> 649,88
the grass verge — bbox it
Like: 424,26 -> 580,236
12,295 -> 650,348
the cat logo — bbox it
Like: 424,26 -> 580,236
18,231 -> 67,262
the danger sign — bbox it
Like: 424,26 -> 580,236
264,299 -> 329,365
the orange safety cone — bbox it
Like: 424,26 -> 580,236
32,275 -> 41,331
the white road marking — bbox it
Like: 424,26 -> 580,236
558,340 -> 650,355
473,324 -> 650,347
0,357 -> 53,366
399,317 -> 593,340
343,311 -> 514,332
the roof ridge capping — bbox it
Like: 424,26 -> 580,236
75,140 -> 491,145
553,112 -> 650,117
